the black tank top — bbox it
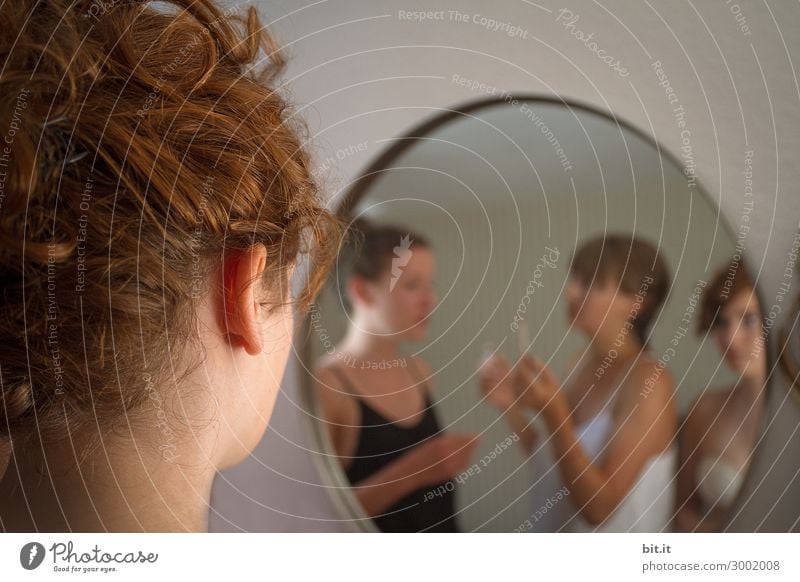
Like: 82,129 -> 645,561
330,361 -> 460,532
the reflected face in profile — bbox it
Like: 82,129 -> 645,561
358,247 -> 437,341
712,290 -> 765,375
564,273 -> 632,335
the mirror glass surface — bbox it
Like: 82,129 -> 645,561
302,98 -> 768,532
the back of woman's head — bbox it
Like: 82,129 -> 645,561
0,0 -> 340,444
570,234 -> 671,344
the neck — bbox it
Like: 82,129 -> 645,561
338,322 -> 399,362
589,320 -> 643,361
0,428 -> 216,532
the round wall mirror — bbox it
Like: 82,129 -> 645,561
299,96 -> 770,533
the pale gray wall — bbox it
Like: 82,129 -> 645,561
210,0 -> 800,532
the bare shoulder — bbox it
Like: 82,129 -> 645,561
313,361 -> 357,421
409,355 -> 433,376
618,354 -> 675,412
685,389 -> 725,431
315,350 -> 340,373
314,359 -> 349,395
635,353 -> 674,391
409,355 -> 435,392
614,354 -> 677,451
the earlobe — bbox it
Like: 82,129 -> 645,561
222,244 -> 268,355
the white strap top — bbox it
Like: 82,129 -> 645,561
526,364 -> 676,532
696,456 -> 746,510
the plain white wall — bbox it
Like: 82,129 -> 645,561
210,0 -> 800,532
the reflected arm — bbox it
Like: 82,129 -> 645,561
539,364 -> 677,526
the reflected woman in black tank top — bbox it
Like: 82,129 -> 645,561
315,221 -> 478,532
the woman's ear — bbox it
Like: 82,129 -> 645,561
222,244 -> 268,355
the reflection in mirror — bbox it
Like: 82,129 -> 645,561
302,97 -> 768,532
674,261 -> 766,532
314,222 -> 479,532
779,291 -> 800,400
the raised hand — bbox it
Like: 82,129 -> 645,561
515,354 -> 565,420
478,349 -> 520,411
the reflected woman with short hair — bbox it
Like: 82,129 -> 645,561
481,234 -> 678,531
675,261 -> 766,532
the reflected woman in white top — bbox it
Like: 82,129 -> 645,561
675,261 -> 766,532
480,234 -> 678,531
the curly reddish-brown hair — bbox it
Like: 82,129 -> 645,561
0,0 -> 342,445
